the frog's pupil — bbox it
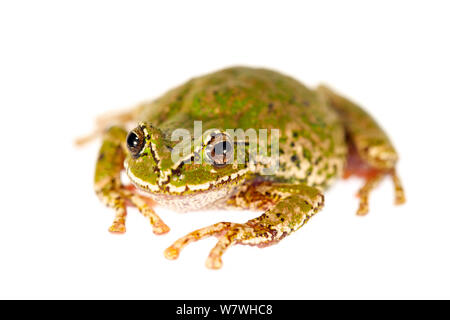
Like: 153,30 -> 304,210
214,141 -> 231,155
210,140 -> 233,166
127,132 -> 139,148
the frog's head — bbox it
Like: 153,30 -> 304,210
124,122 -> 249,211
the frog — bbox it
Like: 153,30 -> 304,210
87,67 -> 405,269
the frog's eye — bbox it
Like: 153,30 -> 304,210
206,135 -> 234,167
126,128 -> 145,158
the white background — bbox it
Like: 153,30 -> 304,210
1,1 -> 449,299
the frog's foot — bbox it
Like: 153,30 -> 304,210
74,128 -> 102,146
164,222 -> 269,269
94,126 -> 170,235
98,187 -> 169,234
126,191 -> 170,235
102,190 -> 169,234
355,169 -> 406,216
165,183 -> 325,269
75,108 -> 135,146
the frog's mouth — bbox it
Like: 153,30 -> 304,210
134,180 -> 242,212
125,160 -> 248,212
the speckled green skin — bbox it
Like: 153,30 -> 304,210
129,67 -> 347,193
93,66 -> 404,269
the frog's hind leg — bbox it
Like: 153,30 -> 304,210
317,85 -> 406,215
345,143 -> 405,215
95,126 -> 170,234
75,107 -> 138,146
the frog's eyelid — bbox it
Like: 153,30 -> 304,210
138,122 -> 151,140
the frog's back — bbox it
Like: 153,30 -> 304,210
137,67 -> 347,188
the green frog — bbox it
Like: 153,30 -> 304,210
88,67 -> 405,269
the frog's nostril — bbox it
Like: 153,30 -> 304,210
127,129 -> 144,157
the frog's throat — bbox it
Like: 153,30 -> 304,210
134,177 -> 244,212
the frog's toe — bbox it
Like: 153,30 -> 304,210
391,169 -> 406,205
164,246 -> 180,260
152,220 -> 170,235
356,201 -> 369,216
107,206 -> 127,233
108,222 -> 126,234
205,230 -> 240,270
205,255 -> 223,270
356,172 -> 383,216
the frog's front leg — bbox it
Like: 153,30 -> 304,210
94,126 -> 169,234
164,182 -> 324,269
